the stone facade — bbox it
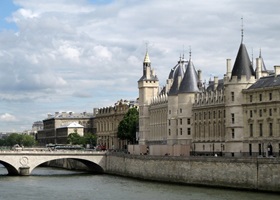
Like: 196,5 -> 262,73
37,112 -> 95,145
94,99 -> 138,150
136,39 -> 280,157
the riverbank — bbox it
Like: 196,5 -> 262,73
46,153 -> 280,193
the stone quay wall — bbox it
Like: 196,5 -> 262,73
105,154 -> 280,192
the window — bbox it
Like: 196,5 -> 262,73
168,120 -> 171,126
213,111 -> 216,119
249,95 -> 253,102
259,109 -> 262,117
269,123 -> 273,136
250,124 -> 253,137
259,94 -> 262,101
180,118 -> 182,125
250,110 -> 253,118
180,128 -> 183,135
187,118 -> 191,125
269,108 -> 272,116
180,108 -> 182,113
169,110 -> 171,114
231,129 -> 235,139
188,128 -> 191,135
168,129 -> 171,136
231,92 -> 234,101
176,129 -> 178,135
269,93 -> 272,100
231,113 -> 235,124
259,123 -> 263,137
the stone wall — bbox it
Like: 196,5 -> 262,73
105,154 -> 280,192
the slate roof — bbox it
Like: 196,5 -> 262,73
178,59 -> 200,93
247,75 -> 280,90
168,60 -> 186,96
206,79 -> 224,92
231,43 -> 255,80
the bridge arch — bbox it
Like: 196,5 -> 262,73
0,161 -> 19,175
30,157 -> 104,175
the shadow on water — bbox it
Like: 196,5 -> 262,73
0,164 -> 93,177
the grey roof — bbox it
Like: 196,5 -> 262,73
231,43 -> 255,80
247,75 -> 280,90
138,74 -> 158,81
178,59 -> 200,93
168,61 -> 186,96
206,79 -> 224,92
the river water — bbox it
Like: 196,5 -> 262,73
0,165 -> 279,200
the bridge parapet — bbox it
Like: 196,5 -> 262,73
0,150 -> 107,176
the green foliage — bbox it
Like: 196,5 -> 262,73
67,132 -> 97,147
0,133 -> 36,147
67,132 -> 84,145
117,107 -> 139,143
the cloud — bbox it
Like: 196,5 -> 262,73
0,0 -> 279,131
0,113 -> 17,122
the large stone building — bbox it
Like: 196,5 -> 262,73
37,111 -> 95,145
134,35 -> 280,157
94,99 -> 138,150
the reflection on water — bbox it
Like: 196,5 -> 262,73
0,165 -> 279,200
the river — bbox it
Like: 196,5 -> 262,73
0,165 -> 279,200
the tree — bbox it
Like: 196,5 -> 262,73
3,133 -> 36,147
117,107 -> 139,143
67,132 -> 84,145
84,133 -> 97,147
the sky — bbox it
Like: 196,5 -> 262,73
0,0 -> 279,132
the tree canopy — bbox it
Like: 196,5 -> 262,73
0,133 -> 36,147
117,107 -> 139,143
67,132 -> 97,147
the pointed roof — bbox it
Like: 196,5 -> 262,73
231,43 -> 255,80
143,51 -> 151,63
178,59 -> 200,93
258,49 -> 267,72
168,61 -> 185,96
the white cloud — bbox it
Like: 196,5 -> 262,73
0,113 -> 17,122
0,0 -> 279,131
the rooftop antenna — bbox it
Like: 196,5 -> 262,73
145,41 -> 149,53
251,48 -> 254,68
189,46 -> 192,60
241,17 -> 244,43
182,45 -> 185,60
259,48 -> 262,58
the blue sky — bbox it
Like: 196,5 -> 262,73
0,0 -> 280,132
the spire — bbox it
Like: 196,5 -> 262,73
241,17 -> 244,43
231,43 -> 255,80
143,51 -> 151,63
143,42 -> 151,63
178,55 -> 200,93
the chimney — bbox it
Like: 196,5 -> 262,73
256,58 -> 262,79
274,66 -> 280,77
226,59 -> 232,78
214,76 -> 218,90
198,70 -> 202,82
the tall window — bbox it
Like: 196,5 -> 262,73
180,118 -> 182,125
249,95 -> 253,102
231,92 -> 234,101
231,113 -> 235,124
259,123 -> 263,137
259,109 -> 262,117
269,92 -> 272,100
250,124 -> 253,137
250,110 -> 253,118
269,123 -> 273,136
168,120 -> 171,126
259,94 -> 262,101
231,129 -> 235,139
188,128 -> 191,135
180,128 -> 183,135
168,129 -> 171,136
269,108 -> 272,116
187,118 -> 191,125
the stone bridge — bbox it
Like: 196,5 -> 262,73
0,150 -> 107,176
